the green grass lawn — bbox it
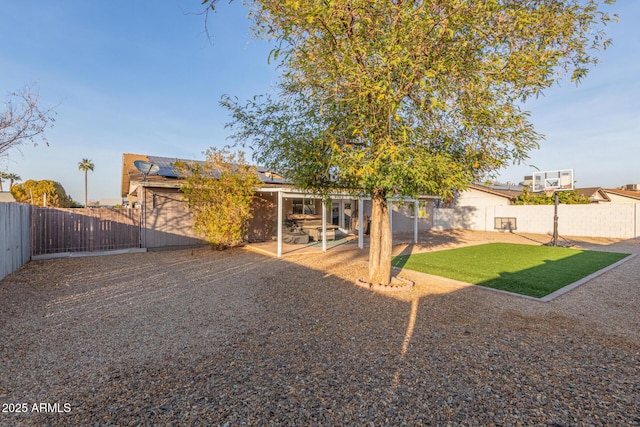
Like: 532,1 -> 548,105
392,243 -> 630,298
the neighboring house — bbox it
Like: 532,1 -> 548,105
575,187 -> 610,203
0,192 -> 16,203
121,153 -> 435,250
456,185 -> 614,206
433,184 -> 522,231
602,188 -> 640,204
447,184 -> 522,208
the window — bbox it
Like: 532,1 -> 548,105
292,198 -> 316,215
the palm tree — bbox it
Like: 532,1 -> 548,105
7,173 -> 21,189
78,159 -> 95,208
0,172 -> 7,192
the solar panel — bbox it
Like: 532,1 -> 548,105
144,155 -> 288,183
146,155 -> 206,178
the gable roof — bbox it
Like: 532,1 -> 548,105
468,184 -> 523,201
575,187 -> 610,203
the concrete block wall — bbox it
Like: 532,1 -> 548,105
494,205 -> 555,235
434,203 -> 640,239
557,204 -> 637,239
432,206 -> 486,231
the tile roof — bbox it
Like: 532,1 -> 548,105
575,187 -> 610,202
469,184 -> 523,200
603,188 -> 640,200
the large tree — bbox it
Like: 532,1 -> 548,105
11,179 -> 75,207
1,84 -> 56,158
210,0 -> 615,285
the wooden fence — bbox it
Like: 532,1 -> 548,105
31,207 -> 141,255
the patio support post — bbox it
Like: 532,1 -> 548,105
277,191 -> 283,258
322,199 -> 327,252
414,198 -> 419,243
389,199 -> 393,244
358,198 -> 364,249
141,187 -> 147,249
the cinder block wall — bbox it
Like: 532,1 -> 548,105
434,203 -> 640,239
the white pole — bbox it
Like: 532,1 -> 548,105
414,199 -> 419,243
389,199 -> 393,243
277,191 -> 283,258
358,198 -> 364,249
322,199 -> 327,252
141,188 -> 146,248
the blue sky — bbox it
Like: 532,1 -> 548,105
1,1 -> 637,202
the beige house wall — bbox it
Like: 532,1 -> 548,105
137,186 -> 439,247
248,192 -> 278,242
139,187 -> 204,248
604,192 -> 640,204
454,188 -> 512,208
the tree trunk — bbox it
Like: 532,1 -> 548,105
368,188 -> 393,285
84,171 -> 88,208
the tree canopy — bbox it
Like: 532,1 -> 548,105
11,179 -> 76,207
514,188 -> 591,205
209,0 -> 616,285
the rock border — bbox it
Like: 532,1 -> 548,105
355,276 -> 414,292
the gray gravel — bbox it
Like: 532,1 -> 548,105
1,231 -> 639,426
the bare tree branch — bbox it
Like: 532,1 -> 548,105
0,84 -> 57,157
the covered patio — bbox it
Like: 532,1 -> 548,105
250,187 -> 435,258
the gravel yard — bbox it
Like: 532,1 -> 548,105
1,230 -> 639,425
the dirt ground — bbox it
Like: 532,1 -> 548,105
1,230 -> 638,425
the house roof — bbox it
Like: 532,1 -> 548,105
121,153 -> 149,197
575,187 -> 610,202
467,184 -> 621,204
469,184 -> 523,200
603,188 -> 640,201
121,153 -> 289,198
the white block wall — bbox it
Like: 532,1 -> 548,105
434,203 -> 640,239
